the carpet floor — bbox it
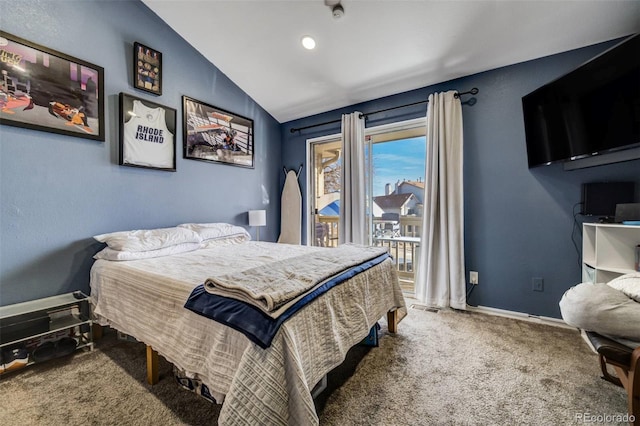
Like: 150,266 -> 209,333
0,303 -> 628,425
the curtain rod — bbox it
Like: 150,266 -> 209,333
289,88 -> 479,134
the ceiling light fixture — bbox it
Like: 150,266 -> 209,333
301,36 -> 316,50
332,4 -> 344,19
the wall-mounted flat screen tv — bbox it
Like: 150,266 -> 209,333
523,33 -> 640,168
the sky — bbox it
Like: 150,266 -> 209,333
372,136 -> 426,196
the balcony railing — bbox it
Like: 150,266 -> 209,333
315,216 -> 339,247
316,215 -> 421,294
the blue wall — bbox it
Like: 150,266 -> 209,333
282,40 -> 640,319
0,1 -> 282,305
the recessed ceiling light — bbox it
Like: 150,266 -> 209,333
301,36 -> 316,50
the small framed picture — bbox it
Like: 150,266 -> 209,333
119,92 -> 176,171
183,96 -> 254,169
133,42 -> 162,95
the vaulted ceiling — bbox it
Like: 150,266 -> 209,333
143,0 -> 640,123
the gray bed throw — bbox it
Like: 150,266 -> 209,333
204,243 -> 388,316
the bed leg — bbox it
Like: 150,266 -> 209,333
146,346 -> 159,385
387,310 -> 398,334
92,324 -> 103,341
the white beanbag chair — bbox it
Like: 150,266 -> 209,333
607,272 -> 640,302
559,280 -> 640,342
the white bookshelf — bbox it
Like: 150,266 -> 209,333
582,223 -> 640,283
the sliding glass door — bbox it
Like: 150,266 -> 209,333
368,121 -> 426,294
307,118 -> 426,239
306,118 -> 426,294
308,136 -> 342,247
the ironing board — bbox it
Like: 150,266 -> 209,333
278,168 -> 302,244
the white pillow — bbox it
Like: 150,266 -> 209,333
607,272 -> 640,302
201,234 -> 251,248
94,227 -> 201,252
94,242 -> 201,261
178,223 -> 250,243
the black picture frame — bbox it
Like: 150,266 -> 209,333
119,92 -> 176,172
182,96 -> 254,169
133,42 -> 162,96
0,31 -> 105,141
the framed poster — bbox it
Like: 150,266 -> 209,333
119,92 -> 176,172
183,96 -> 254,168
133,42 -> 162,96
0,31 -> 105,141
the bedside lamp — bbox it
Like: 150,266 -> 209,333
248,210 -> 266,241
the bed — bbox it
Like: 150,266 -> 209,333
89,223 -> 406,425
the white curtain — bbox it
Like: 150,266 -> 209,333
339,111 -> 367,245
415,91 -> 466,309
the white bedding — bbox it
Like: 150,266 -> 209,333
90,241 -> 406,425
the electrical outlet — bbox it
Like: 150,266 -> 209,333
470,271 -> 478,285
532,277 -> 544,292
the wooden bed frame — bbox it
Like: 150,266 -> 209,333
95,308 -> 401,385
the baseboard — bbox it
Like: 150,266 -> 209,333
466,305 -> 575,330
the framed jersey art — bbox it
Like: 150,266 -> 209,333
119,92 -> 176,171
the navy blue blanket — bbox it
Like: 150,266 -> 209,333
184,252 -> 390,349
